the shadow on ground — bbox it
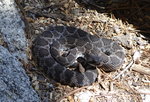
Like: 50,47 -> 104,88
75,0 -> 150,40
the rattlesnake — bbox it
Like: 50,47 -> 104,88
32,26 -> 125,87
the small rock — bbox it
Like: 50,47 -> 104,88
74,91 -> 93,102
113,34 -> 133,49
113,25 -> 121,34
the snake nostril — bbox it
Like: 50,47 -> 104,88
61,50 -> 70,57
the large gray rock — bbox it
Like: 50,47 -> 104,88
0,46 -> 40,102
0,0 -> 40,101
0,0 -> 27,61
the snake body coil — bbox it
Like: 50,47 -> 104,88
32,26 -> 125,87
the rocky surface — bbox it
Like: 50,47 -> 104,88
0,0 -> 27,61
0,46 -> 40,102
0,0 -> 40,101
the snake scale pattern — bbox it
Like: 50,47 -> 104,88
32,26 -> 125,87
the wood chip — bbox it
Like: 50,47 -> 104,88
132,64 -> 150,76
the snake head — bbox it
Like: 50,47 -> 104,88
85,53 -> 109,68
77,57 -> 97,71
84,54 -> 101,66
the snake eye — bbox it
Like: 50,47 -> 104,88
77,57 -> 86,63
104,50 -> 111,56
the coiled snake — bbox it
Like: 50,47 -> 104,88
32,26 -> 125,87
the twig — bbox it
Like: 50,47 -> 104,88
132,64 -> 150,76
113,51 -> 141,79
113,59 -> 134,79
57,86 -> 89,102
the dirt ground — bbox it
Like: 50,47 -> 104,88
16,0 -> 150,102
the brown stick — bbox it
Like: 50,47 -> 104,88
57,86 -> 89,102
132,64 -> 150,76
